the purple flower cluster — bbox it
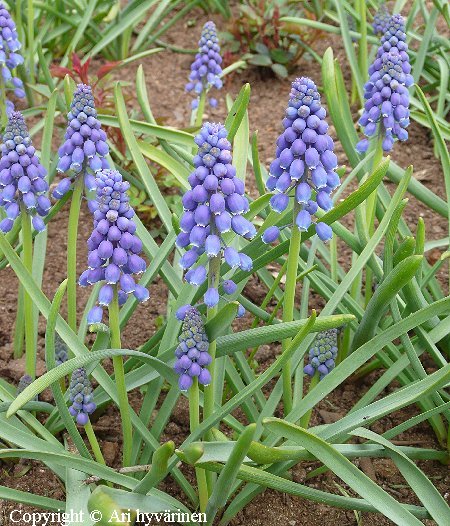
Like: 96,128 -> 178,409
53,84 -> 109,199
372,3 -> 390,35
357,15 -> 412,153
303,328 -> 338,380
79,169 -> 149,326
185,21 -> 223,109
0,2 -> 25,115
0,112 -> 49,233
16,374 -> 32,395
68,367 -> 96,426
263,77 -> 340,243
177,122 -> 254,308
174,307 -> 211,391
55,333 -> 68,366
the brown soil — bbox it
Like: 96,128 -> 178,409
0,3 -> 449,526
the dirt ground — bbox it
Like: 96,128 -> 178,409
0,2 -> 449,526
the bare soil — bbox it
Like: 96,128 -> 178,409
0,3 -> 449,526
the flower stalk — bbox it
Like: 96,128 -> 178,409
21,207 -> 35,378
109,285 -> 133,467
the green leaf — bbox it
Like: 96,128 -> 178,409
248,54 -> 272,66
351,255 -> 424,351
271,63 -> 288,78
354,428 -> 450,525
133,441 -> 175,494
264,419 -> 424,526
224,84 -> 251,142
206,424 -> 256,524
114,83 -> 172,231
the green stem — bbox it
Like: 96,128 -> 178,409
13,284 -> 25,358
67,177 -> 83,333
194,90 -> 207,129
357,0 -> 368,82
364,135 -> 384,306
21,209 -> 35,378
282,201 -> 302,415
84,420 -> 106,466
0,76 -> 7,129
27,0 -> 34,83
299,371 -> 319,428
203,255 -> 221,430
109,287 -> 132,467
189,379 -> 208,512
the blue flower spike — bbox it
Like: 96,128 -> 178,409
174,306 -> 212,391
53,84 -> 109,200
178,122 -> 253,313
185,21 -> 223,109
0,111 -> 49,233
0,2 -> 25,116
304,328 -> 339,380
80,168 -> 149,329
264,77 -> 340,243
357,15 -> 412,153
68,367 -> 96,426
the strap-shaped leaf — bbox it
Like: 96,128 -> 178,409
263,419 -> 423,526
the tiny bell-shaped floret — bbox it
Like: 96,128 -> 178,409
68,367 -> 96,425
304,328 -> 339,380
185,21 -> 223,109
174,307 -> 212,391
54,84 -> 109,200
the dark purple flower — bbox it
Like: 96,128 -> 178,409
357,15 -> 412,153
0,2 -> 25,115
55,333 -> 68,366
372,3 -> 390,35
0,112 -> 49,233
304,328 -> 338,380
178,122 -> 254,308
185,21 -> 223,109
264,77 -> 340,242
174,307 -> 211,391
53,84 -> 109,200
16,374 -> 32,395
68,367 -> 96,426
81,169 -> 149,327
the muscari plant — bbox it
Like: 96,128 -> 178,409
186,21 -> 223,125
1,3 -> 450,525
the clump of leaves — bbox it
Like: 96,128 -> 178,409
222,0 -> 320,78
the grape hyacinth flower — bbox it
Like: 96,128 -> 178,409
80,168 -> 149,327
356,15 -> 412,153
177,122 -> 254,309
185,21 -> 223,109
0,3 -> 25,116
304,328 -> 338,380
0,112 -> 49,233
55,333 -> 68,366
53,84 -> 109,199
174,306 -> 211,391
372,3 -> 390,35
263,77 -> 340,243
16,374 -> 32,395
68,367 -> 96,425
